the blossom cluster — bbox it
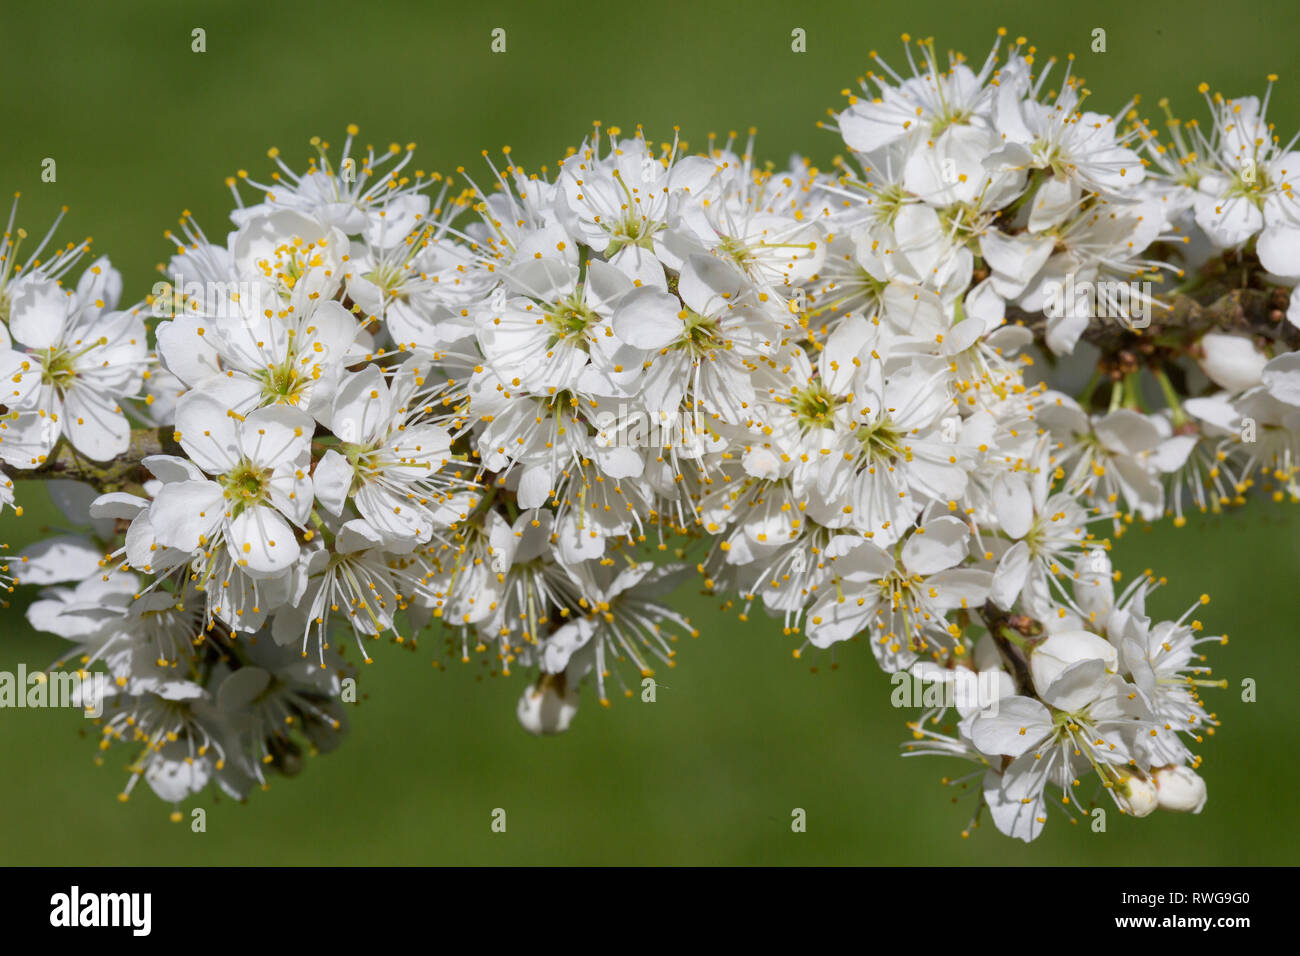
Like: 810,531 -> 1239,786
3,33 -> 1297,839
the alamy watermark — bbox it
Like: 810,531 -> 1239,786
150,276 -> 269,320
50,886 -> 151,936
891,668 -> 1003,715
1043,276 -> 1154,329
593,404 -> 709,452
0,664 -> 107,718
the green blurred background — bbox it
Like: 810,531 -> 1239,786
1,0 -> 1297,865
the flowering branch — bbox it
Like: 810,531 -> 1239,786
1011,273 -> 1300,360
0,31 -> 1288,838
1,427 -> 178,493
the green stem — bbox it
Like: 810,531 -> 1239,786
1078,370 -> 1103,409
1108,377 -> 1124,413
998,627 -> 1032,651
1123,371 -> 1146,411
1154,367 -> 1188,426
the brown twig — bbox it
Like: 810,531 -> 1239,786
978,601 -> 1036,698
1,427 -> 181,494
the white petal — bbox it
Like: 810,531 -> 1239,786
1030,629 -> 1117,698
984,764 -> 1048,842
155,315 -> 222,386
970,696 -> 1052,757
992,472 -> 1034,539
1039,657 -> 1109,712
145,750 -> 212,803
16,535 -> 104,585
539,619 -> 595,675
227,504 -> 299,576
0,348 -> 41,406
63,386 -> 130,461
312,449 -> 353,516
239,405 -> 312,468
677,253 -> 747,315
1094,409 -> 1161,456
901,515 -> 969,575
142,454 -> 206,483
805,590 -> 875,648
125,511 -> 190,576
516,465 -> 554,511
1261,351 -> 1300,407
215,666 -> 272,713
336,518 -> 386,553
354,482 -> 427,541
990,540 -> 1030,610
325,364 -> 389,443
9,279 -> 70,349
175,393 -> 240,474
88,491 -> 148,520
828,536 -> 895,581
1149,435 -> 1197,472
611,288 -> 683,350
925,568 -> 992,609
593,444 -> 644,480
1028,176 -> 1080,233
1257,225 -> 1300,279
150,480 -> 224,551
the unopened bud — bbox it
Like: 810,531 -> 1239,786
516,673 -> 579,736
1154,765 -> 1207,814
1113,771 -> 1158,818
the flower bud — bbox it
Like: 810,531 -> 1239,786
1197,333 -> 1267,392
1153,765 -> 1207,814
1113,771 -> 1159,818
516,674 -> 579,736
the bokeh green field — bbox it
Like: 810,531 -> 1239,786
1,0 -> 1297,865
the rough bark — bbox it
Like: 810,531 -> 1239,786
1,427 -> 179,494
